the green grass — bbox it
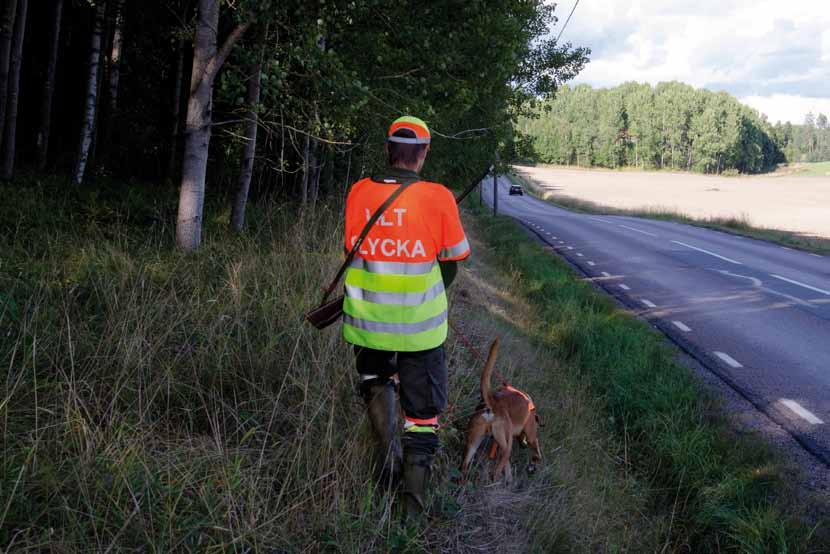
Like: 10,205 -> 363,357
792,162 -> 830,177
0,175 -> 678,552
507,171 -> 830,255
466,201 -> 822,552
0,174 -> 822,552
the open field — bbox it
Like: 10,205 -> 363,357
513,165 -> 830,240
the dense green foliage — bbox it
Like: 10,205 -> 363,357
774,113 -> 830,164
24,0 -> 588,198
521,82 -> 830,174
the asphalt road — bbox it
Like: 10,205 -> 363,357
481,176 -> 830,464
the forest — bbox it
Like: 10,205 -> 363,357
1,0 -> 587,249
521,81 -> 830,174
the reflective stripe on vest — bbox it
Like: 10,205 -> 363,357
343,260 -> 448,351
404,415 -> 439,433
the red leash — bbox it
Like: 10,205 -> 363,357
447,318 -> 509,386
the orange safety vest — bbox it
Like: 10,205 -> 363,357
343,172 -> 470,351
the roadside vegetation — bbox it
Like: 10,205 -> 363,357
0,177 -> 691,552
465,200 -> 824,552
507,170 -> 830,255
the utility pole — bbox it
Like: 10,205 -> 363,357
492,152 -> 499,216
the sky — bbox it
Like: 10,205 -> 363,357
555,0 -> 830,124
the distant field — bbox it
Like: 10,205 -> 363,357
514,164 -> 830,239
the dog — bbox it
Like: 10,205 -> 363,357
461,338 -> 542,484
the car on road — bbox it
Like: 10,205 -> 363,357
509,183 -> 523,196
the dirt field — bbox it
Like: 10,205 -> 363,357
514,165 -> 830,238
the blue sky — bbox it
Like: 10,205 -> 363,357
555,0 -> 830,124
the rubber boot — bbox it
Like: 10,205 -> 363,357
401,451 -> 431,520
365,382 -> 403,486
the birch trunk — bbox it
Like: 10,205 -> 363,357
231,49 -> 262,232
0,0 -> 18,154
101,0 -> 124,162
36,0 -> 63,171
175,0 -> 250,250
72,1 -> 106,186
0,0 -> 27,180
166,40 -> 185,181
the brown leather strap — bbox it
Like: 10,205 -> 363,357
318,176 -> 418,306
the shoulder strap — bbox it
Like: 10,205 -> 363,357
318,176 -> 418,305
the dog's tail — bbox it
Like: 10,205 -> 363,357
480,338 -> 499,410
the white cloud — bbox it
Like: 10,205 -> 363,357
557,0 -> 830,123
740,95 -> 830,125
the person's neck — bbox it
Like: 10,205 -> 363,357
391,163 -> 420,173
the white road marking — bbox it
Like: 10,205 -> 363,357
810,254 -> 823,258
641,299 -> 657,308
781,246 -> 793,251
576,253 -> 584,257
770,274 -> 830,296
601,272 -> 611,277
558,241 -> 565,244
714,351 -> 743,368
779,399 -> 824,425
619,224 -> 657,237
587,261 -> 596,266
619,284 -> 631,291
716,270 -> 815,308
672,240 -> 743,265
566,246 -> 574,250
672,321 -> 691,332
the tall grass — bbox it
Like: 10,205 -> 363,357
0,179 -> 418,551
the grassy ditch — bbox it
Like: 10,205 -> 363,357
0,176 -> 695,552
507,171 -> 830,255
466,202 -> 822,551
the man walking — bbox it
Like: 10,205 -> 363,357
343,116 -> 470,517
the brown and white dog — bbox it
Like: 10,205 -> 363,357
461,338 -> 542,484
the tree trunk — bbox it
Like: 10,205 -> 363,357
176,0 -> 250,250
166,39 -> 185,181
300,130 -> 310,205
231,46 -> 262,232
0,0 -> 27,180
100,0 -> 125,165
72,1 -> 106,186
0,0 -> 18,155
36,0 -> 63,171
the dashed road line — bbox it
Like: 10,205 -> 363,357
770,274 -> 830,296
810,253 -> 823,258
672,240 -> 743,265
619,284 -> 631,291
780,399 -> 825,425
781,246 -> 793,251
601,272 -> 611,277
566,246 -> 574,250
641,299 -> 657,308
672,320 -> 691,332
714,351 -> 743,368
587,261 -> 596,266
576,253 -> 584,257
619,224 -> 658,237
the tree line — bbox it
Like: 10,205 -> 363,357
0,0 -> 588,250
521,81 -> 830,174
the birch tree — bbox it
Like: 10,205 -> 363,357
36,0 -> 63,171
231,28 -> 265,232
176,0 -> 251,250
0,0 -> 17,154
101,0 -> 125,162
0,0 -> 27,180
72,1 -> 107,185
